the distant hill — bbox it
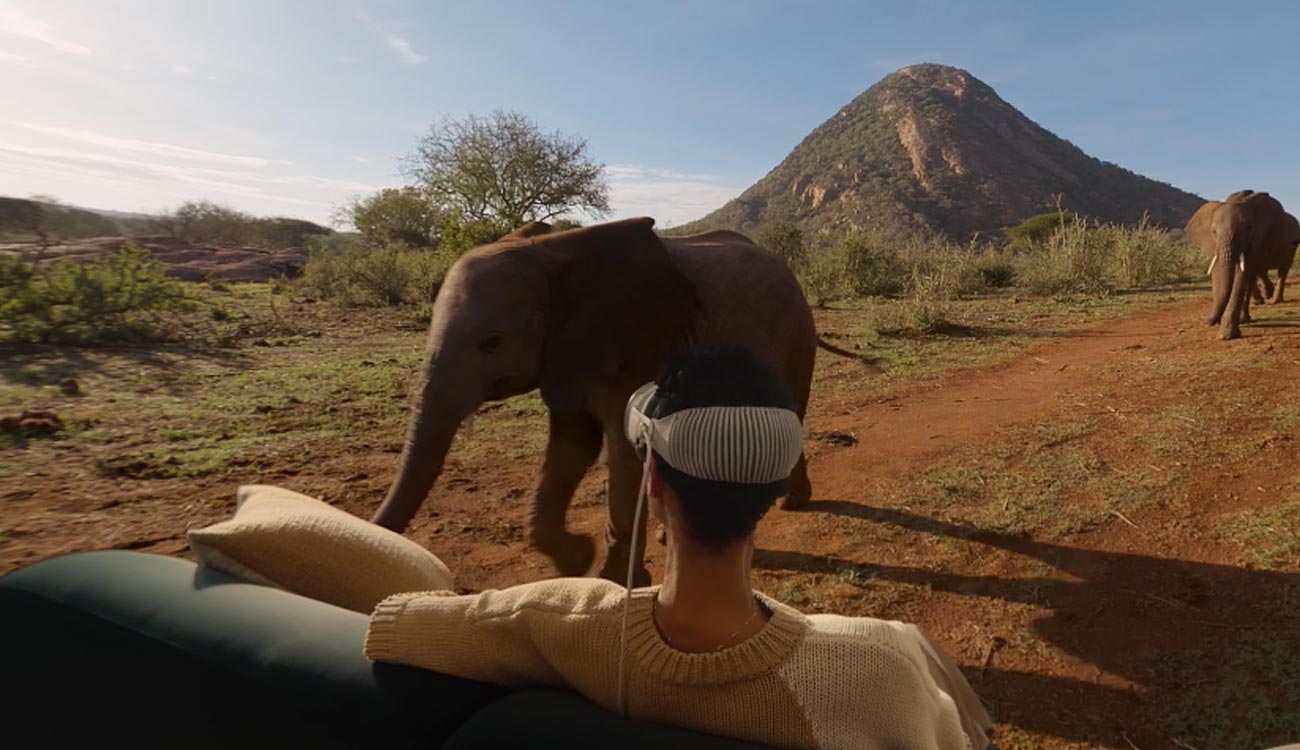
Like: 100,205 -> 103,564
0,195 -> 332,250
0,195 -> 170,240
679,64 -> 1205,240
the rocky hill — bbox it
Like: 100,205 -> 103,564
681,64 -> 1204,240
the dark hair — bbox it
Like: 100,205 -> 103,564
648,346 -> 797,548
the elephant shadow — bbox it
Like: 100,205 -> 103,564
754,501 -> 1300,749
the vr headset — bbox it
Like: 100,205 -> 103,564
623,382 -> 803,483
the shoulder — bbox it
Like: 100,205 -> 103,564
798,614 -> 936,673
461,577 -> 632,619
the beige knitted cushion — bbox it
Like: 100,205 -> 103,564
186,484 -> 453,613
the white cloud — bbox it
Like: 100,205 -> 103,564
0,1 -> 92,55
171,63 -> 191,75
354,9 -> 426,65
12,121 -> 278,167
269,174 -> 376,192
604,163 -> 742,227
0,49 -> 34,67
0,144 -> 348,210
353,155 -> 371,163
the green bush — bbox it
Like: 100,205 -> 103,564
1018,219 -> 1114,296
841,233 -> 909,297
436,214 -> 513,256
797,245 -> 848,307
974,254 -> 1017,288
1007,209 -> 1079,248
1110,213 -> 1200,288
297,242 -> 457,307
866,281 -> 953,336
1017,215 -> 1197,296
0,242 -> 193,343
801,231 -> 997,306
756,220 -> 808,272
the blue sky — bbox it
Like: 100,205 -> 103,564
2,0 -> 1297,228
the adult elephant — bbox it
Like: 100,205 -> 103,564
372,217 -> 850,586
1252,211 -> 1300,305
1184,190 -> 1292,339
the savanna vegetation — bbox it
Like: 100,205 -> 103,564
3,101 -> 1298,750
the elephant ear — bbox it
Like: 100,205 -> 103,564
1284,213 -> 1300,247
1184,201 -> 1221,252
534,217 -> 701,410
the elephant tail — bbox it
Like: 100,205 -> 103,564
817,336 -> 883,371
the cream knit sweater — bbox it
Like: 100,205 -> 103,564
365,578 -> 992,750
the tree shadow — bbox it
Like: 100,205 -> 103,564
756,500 -> 1300,748
0,342 -> 254,393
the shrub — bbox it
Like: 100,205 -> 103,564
756,220 -> 808,272
1109,213 -> 1200,288
867,281 -> 953,336
297,242 -> 457,307
798,245 -> 848,307
0,242 -> 193,343
1017,215 -> 1198,296
436,214 -> 513,256
974,254 -> 1016,288
1007,209 -> 1079,248
1018,219 -> 1114,296
841,233 -> 909,297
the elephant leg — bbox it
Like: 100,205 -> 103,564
1258,273 -> 1274,304
779,453 -> 812,510
1273,267 -> 1289,304
529,410 -> 603,577
1219,258 -> 1255,340
597,436 -> 651,587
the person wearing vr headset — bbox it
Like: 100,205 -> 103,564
365,346 -> 992,750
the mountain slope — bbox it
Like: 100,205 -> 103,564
681,64 -> 1204,240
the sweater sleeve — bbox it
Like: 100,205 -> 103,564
903,624 -> 994,750
362,578 -> 623,689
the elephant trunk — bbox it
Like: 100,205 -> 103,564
1217,231 -> 1252,340
373,370 -> 479,532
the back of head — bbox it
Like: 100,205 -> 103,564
648,346 -> 798,547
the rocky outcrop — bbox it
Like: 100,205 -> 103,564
680,64 -> 1204,240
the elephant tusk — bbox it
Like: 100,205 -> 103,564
1239,255 -> 1246,273
1207,255 -> 1216,275
458,414 -> 475,440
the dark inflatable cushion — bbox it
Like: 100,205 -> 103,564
443,687 -> 778,749
0,550 -> 501,748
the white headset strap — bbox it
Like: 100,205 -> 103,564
616,442 -> 653,717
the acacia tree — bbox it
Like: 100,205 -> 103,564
402,110 -> 610,227
340,187 -> 443,248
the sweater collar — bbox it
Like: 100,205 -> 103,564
624,586 -> 809,685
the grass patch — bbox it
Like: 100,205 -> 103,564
897,416 -> 1176,539
456,392 -> 550,460
812,286 -> 1203,406
1218,499 -> 1300,571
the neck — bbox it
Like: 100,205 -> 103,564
654,531 -> 768,652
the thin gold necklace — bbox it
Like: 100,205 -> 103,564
653,595 -> 764,652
